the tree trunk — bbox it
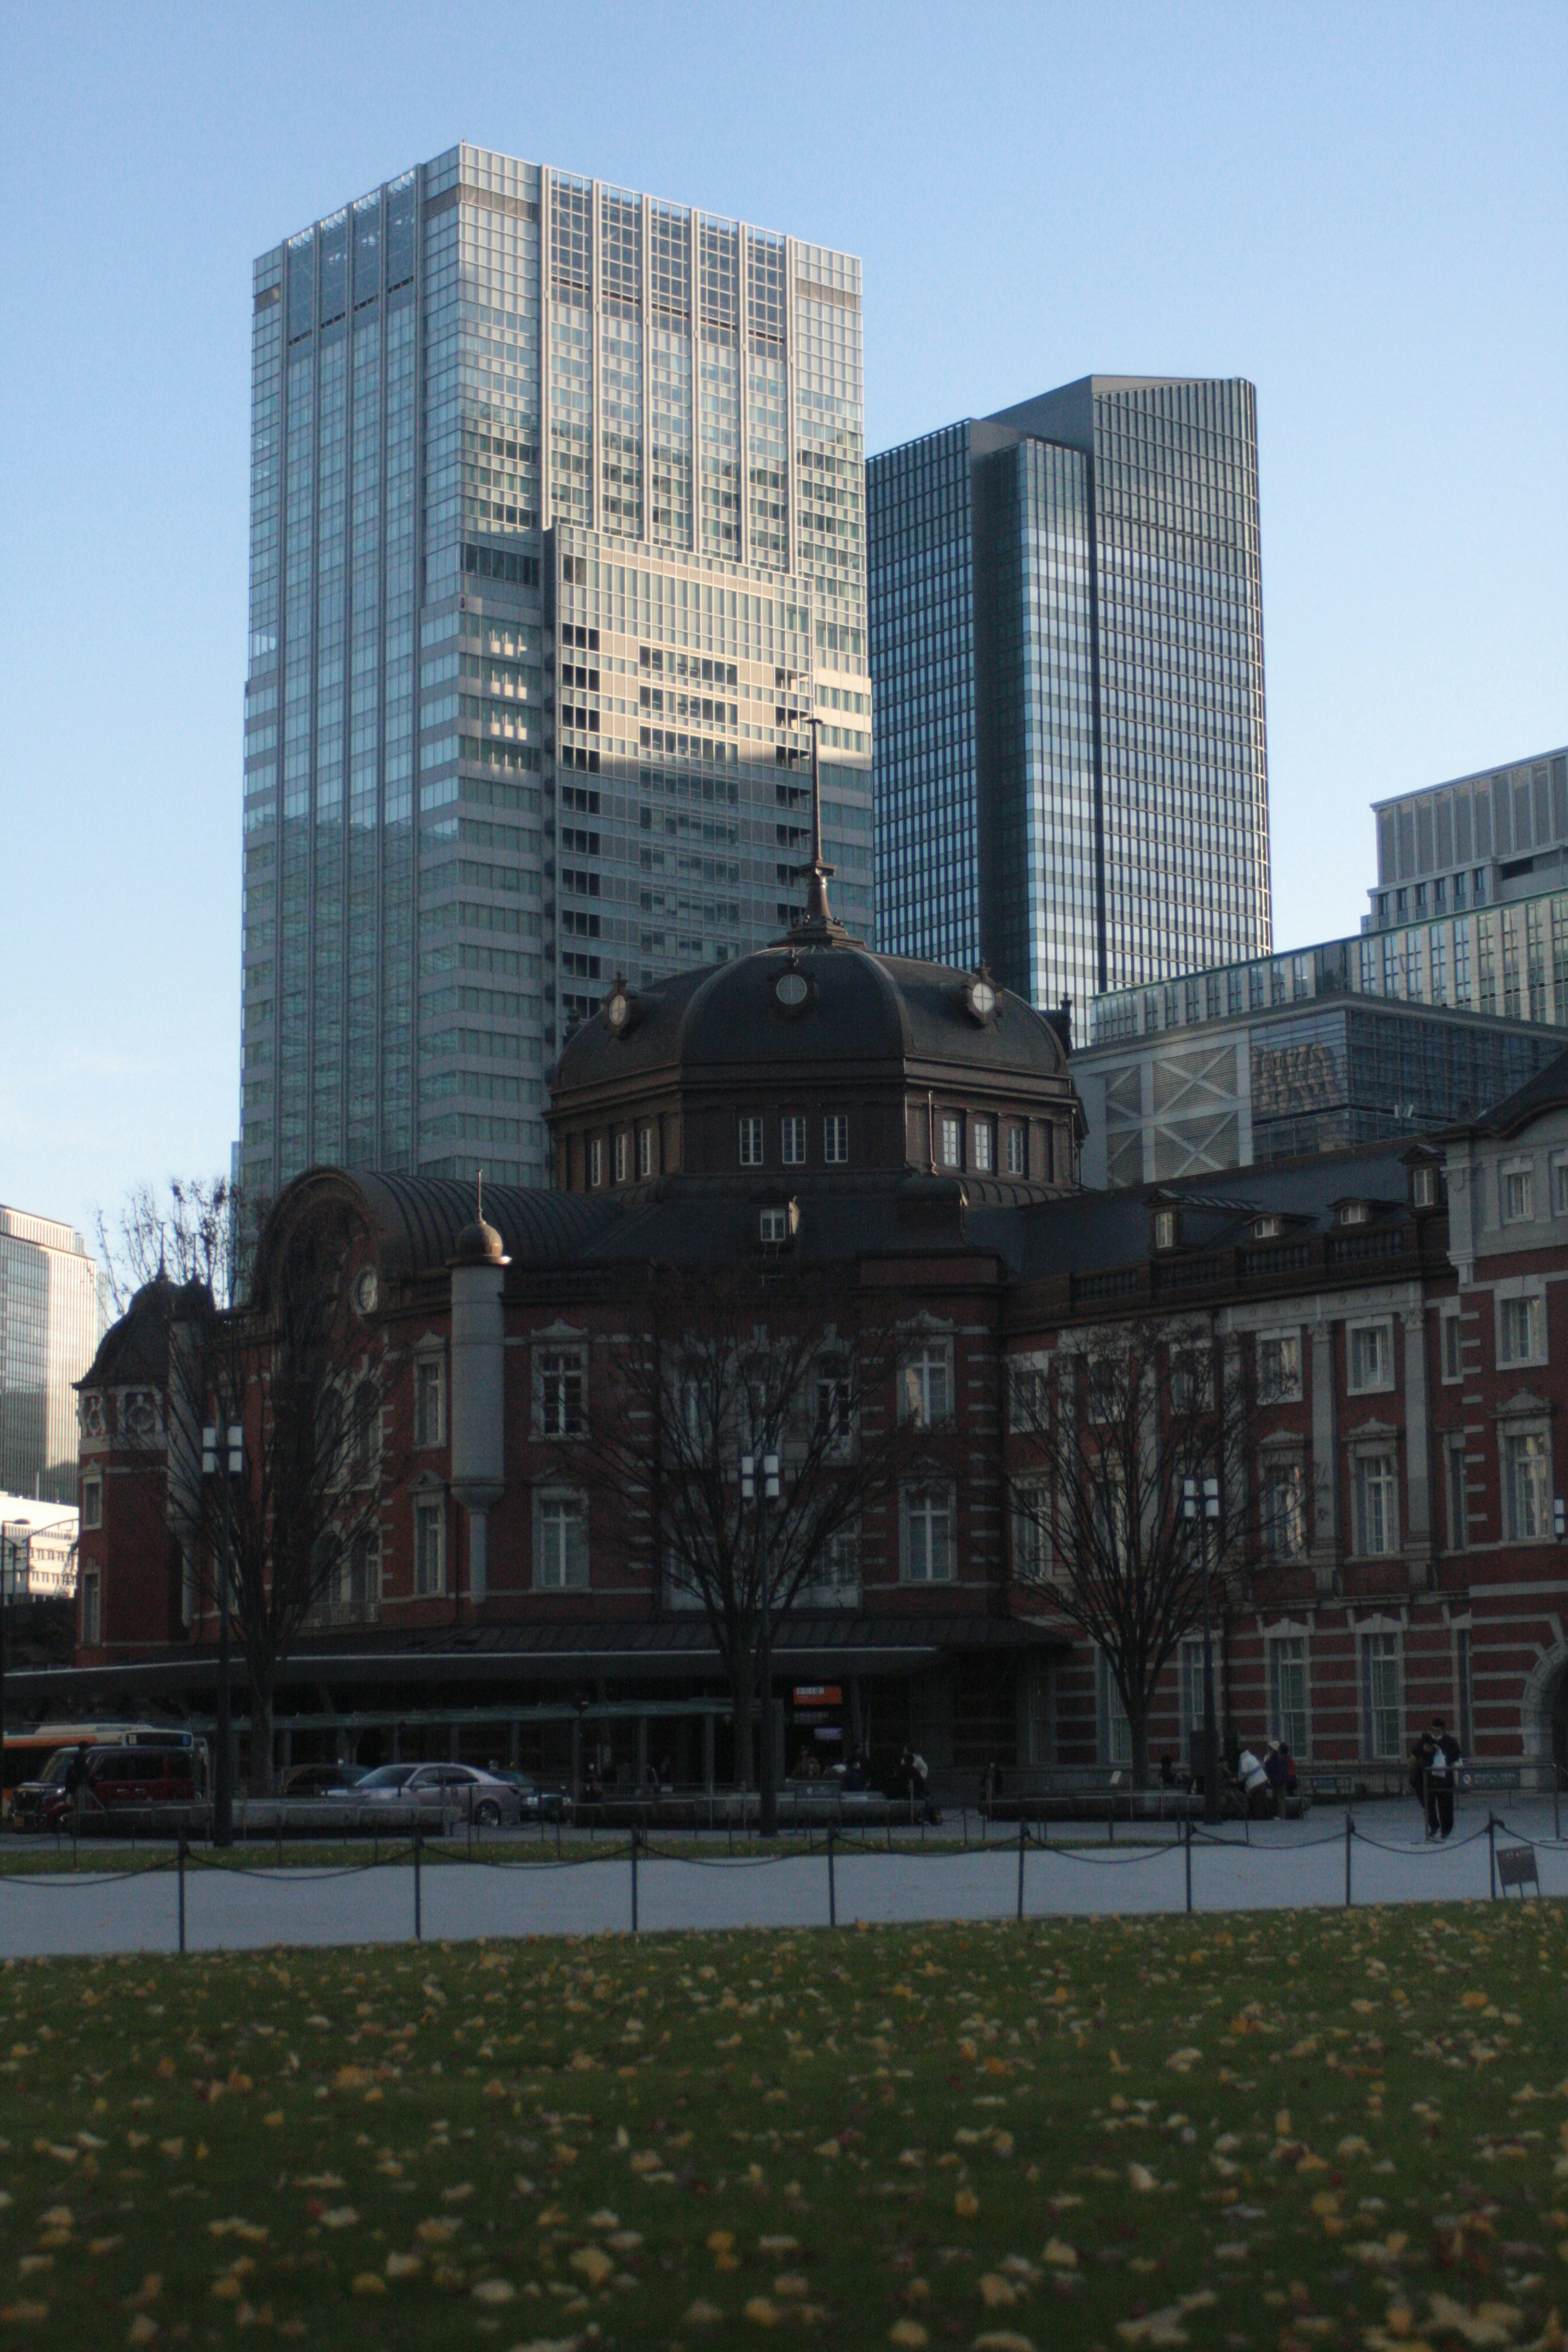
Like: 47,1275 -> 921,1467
729,1658 -> 754,1795
757,1636 -> 778,1838
1127,1702 -> 1150,1791
250,1670 -> 276,1797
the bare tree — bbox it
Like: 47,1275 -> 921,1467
577,1267 -> 930,1831
1007,1316 -> 1263,1788
95,1176 -> 267,1318
186,1200 -> 392,1795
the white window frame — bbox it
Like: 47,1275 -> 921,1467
823,1112 -> 848,1165
1502,1423 -> 1552,1543
80,1568 -> 102,1647
1009,1355 -> 1049,1431
1501,1158 -> 1535,1224
1352,1444 -> 1399,1556
1496,1284 -> 1547,1368
537,1346 -> 587,1439
535,1488 -> 589,1590
1411,1163 -> 1438,1209
1153,1207 -> 1176,1250
589,1136 -> 604,1188
939,1112 -> 962,1168
414,1501 -> 446,1597
1256,1329 -> 1303,1403
780,1113 -> 806,1167
1012,1477 -> 1051,1584
902,1482 -> 956,1583
1359,1626 -> 1404,1761
81,1477 -> 103,1531
1259,1456 -> 1307,1561
1098,1650 -> 1132,1768
414,1354 -> 445,1450
759,1207 -> 788,1245
899,1338 -> 953,1427
1347,1319 -> 1394,1395
614,1131 -> 628,1183
1006,1123 -> 1027,1177
1552,1154 -> 1568,1218
971,1118 -> 995,1174
1439,1306 -> 1463,1384
1177,1635 -> 1205,1752
637,1125 -> 654,1180
1266,1630 -> 1311,1758
738,1115 -> 764,1168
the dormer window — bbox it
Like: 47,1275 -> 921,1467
759,1203 -> 798,1247
1411,1163 -> 1439,1209
1338,1201 -> 1369,1228
1153,1208 -> 1177,1252
1252,1214 -> 1283,1241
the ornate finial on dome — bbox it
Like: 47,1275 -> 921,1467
451,1166 -> 508,1268
780,711 -> 853,947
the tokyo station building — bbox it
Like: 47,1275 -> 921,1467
51,884 -> 1568,1792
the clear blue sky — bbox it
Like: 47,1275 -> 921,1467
2,1 -> 1564,1249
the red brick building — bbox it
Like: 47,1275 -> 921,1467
51,912 -> 1568,1791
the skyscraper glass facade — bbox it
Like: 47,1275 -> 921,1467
869,375 -> 1270,1021
0,1207 -> 106,1505
238,147 -> 870,1204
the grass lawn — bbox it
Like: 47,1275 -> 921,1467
0,1905 -> 1566,2350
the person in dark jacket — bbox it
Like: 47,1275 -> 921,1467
1425,1716 -> 1462,1839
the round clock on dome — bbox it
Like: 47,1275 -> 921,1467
773,968 -> 811,1012
605,984 -> 632,1035
354,1265 -> 379,1316
964,971 -> 999,1024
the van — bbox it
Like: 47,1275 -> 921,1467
37,1744 -> 203,1829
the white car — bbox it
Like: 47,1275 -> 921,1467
338,1762 -> 523,1827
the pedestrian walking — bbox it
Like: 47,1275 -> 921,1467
1425,1716 -> 1462,1839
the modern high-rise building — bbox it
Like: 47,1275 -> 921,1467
237,144 -> 871,1201
0,1207 -> 105,1505
1365,744 -> 1568,933
868,376 -> 1270,1019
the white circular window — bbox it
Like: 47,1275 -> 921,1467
775,971 -> 809,1009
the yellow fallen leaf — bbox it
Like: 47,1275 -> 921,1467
956,2188 -> 980,2218
744,2298 -> 781,2326
415,2218 -> 459,2246
686,2302 -> 725,2325
889,2325 -> 929,2348
384,2253 -> 422,2280
706,2231 -> 735,2255
471,2278 -> 515,2305
350,2274 -> 386,2296
980,2273 -> 1018,2307
1042,2238 -> 1077,2268
814,2139 -> 842,2160
127,2318 -> 158,2347
320,2206 -> 358,2230
1127,2164 -> 1158,2193
0,2305 -> 49,2327
570,2244 -> 614,2289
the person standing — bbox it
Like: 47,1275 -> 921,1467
1427,1716 -> 1462,1839
1237,1744 -> 1271,1820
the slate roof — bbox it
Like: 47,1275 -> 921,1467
77,1277 -> 210,1392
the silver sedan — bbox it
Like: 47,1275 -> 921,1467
339,1762 -> 524,1827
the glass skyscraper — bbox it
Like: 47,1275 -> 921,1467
869,376 -> 1270,1021
0,1206 -> 106,1505
238,145 -> 870,1200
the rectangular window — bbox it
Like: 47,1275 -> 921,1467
1498,1292 -> 1545,1365
1444,1434 -> 1468,1551
1178,1635 -> 1205,1749
1267,1634 -> 1310,1755
1013,1479 -> 1050,1583
414,1358 -> 444,1449
81,1478 -> 102,1530
589,1136 -> 604,1187
1009,1361 -> 1048,1429
900,1341 -> 951,1426
1260,1461 -> 1307,1560
537,1491 -> 589,1588
1006,1124 -> 1027,1177
759,1206 -> 789,1245
1360,1630 -> 1403,1760
1257,1332 -> 1302,1402
815,1365 -> 853,1445
738,1115 -> 764,1167
637,1125 -> 654,1179
81,1568 -> 102,1646
1504,1427 -> 1551,1541
1553,1156 -> 1568,1216
1348,1321 -> 1392,1393
539,1349 -> 586,1437
940,1113 -> 962,1167
1454,1625 -> 1474,1755
781,1114 -> 806,1166
614,1131 -> 628,1183
1354,1451 -> 1398,1555
1503,1164 -> 1534,1222
1440,1310 -> 1463,1383
823,1113 -> 848,1164
902,1483 -> 955,1582
414,1502 -> 445,1597
972,1119 -> 994,1173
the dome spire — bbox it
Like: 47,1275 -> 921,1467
784,713 -> 853,946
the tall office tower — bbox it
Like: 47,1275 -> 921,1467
0,1206 -> 106,1505
237,145 -> 871,1201
868,377 -> 1270,1018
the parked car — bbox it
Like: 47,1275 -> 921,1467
339,1762 -> 524,1827
489,1769 -> 574,1823
281,1763 -> 368,1800
27,1743 -> 204,1831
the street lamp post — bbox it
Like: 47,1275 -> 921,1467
742,1450 -> 782,1836
1183,1474 -> 1223,1825
202,1419 -> 243,1846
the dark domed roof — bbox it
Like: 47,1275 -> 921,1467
451,1216 -> 508,1267
555,938 -> 1071,1094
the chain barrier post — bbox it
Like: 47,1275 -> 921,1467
630,1825 -> 639,1934
1344,1813 -> 1353,1909
177,1832 -> 187,1956
1488,1812 -> 1498,1901
1016,1816 -> 1027,1922
1555,1766 -> 1561,1845
1184,1815 -> 1193,1916
414,1830 -> 423,1942
827,1825 -> 837,1928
